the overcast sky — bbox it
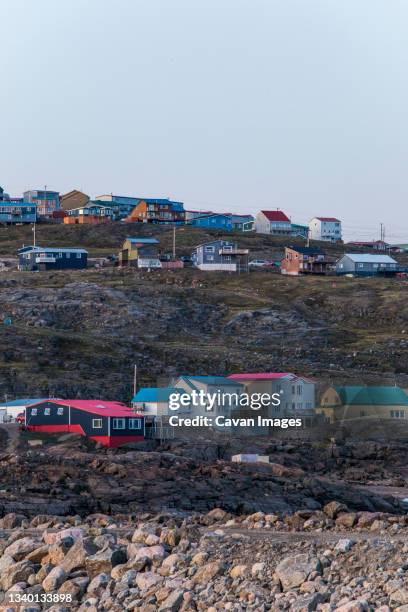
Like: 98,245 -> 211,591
1,0 -> 408,240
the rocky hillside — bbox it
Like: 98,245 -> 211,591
0,258 -> 407,401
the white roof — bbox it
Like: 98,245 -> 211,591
343,253 -> 397,264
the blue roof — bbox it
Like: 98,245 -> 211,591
0,398 -> 48,407
18,246 -> 88,254
127,238 -> 159,245
132,387 -> 185,403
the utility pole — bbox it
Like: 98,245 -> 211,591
172,226 -> 176,260
306,228 -> 310,247
32,223 -> 36,247
380,223 -> 385,243
133,364 -> 137,397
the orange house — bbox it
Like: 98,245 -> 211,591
126,199 -> 185,224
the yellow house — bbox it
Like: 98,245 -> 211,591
119,237 -> 159,267
316,386 -> 408,423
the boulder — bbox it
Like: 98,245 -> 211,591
42,566 -> 67,592
85,546 -> 127,579
4,537 -> 40,561
0,560 -> 34,590
275,554 -> 321,591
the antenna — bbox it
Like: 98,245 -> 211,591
133,364 -> 137,397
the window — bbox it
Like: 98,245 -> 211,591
92,419 -> 103,428
207,255 -> 214,261
44,408 -> 50,415
129,418 -> 141,429
76,253 -> 82,259
205,246 -> 215,253
223,245 -> 232,251
66,253 -> 70,258
112,418 -> 125,429
57,253 -> 63,258
297,385 -> 303,395
31,408 -> 37,416
224,255 -> 231,261
57,407 -> 64,415
358,263 -> 364,268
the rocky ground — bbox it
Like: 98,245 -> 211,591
0,505 -> 408,610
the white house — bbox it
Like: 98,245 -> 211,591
255,210 -> 292,235
309,217 -> 342,242
228,372 -> 315,417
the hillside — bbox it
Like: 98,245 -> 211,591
0,224 -> 407,402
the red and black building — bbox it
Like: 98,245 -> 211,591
24,399 -> 145,448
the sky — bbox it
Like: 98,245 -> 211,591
1,0 -> 408,241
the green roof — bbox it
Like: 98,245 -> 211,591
333,386 -> 408,407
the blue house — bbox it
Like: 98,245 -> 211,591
189,213 -> 254,232
132,387 -> 190,416
0,202 -> 37,224
18,246 -> 88,271
192,240 -> 249,272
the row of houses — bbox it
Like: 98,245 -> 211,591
4,377 -> 408,446
281,246 -> 401,277
2,185 -> 344,243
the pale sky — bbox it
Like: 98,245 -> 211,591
1,0 -> 408,241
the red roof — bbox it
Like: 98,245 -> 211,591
315,217 -> 340,222
228,373 -> 292,381
228,373 -> 314,383
31,399 -> 142,418
261,210 -> 290,223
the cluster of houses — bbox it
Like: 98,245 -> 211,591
3,375 -> 408,447
2,184 -> 343,241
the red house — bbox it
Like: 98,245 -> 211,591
24,399 -> 145,448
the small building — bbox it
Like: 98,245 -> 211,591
290,223 -> 309,239
18,246 -> 88,271
24,399 -> 144,447
347,240 -> 389,252
0,398 -> 48,420
192,240 -> 249,272
255,210 -> 292,235
119,237 -> 160,267
126,199 -> 185,225
64,203 -> 114,224
281,246 -> 331,276
0,202 -> 37,224
336,253 -> 398,276
309,217 -> 342,243
185,210 -> 214,222
317,386 -> 408,423
230,214 -> 254,232
132,387 -> 190,416
24,190 -> 60,217
60,190 -> 90,211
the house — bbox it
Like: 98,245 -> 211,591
281,246 -> 331,276
24,399 -> 144,447
132,387 -> 191,416
290,223 -> 309,239
255,210 -> 292,235
23,190 -> 60,217
18,246 -> 88,271
60,190 -> 90,211
95,194 -> 143,219
126,199 -> 185,225
189,213 -> 233,231
188,213 -> 254,232
192,240 -> 249,272
0,186 -> 10,201
309,217 -> 342,242
336,253 -> 398,276
0,398 -> 48,420
230,214 -> 254,232
347,240 -> 389,251
119,237 -> 160,267
0,202 -> 37,224
64,203 -> 114,224
185,210 -> 214,222
171,375 -> 245,430
228,373 -> 315,419
316,386 -> 408,423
